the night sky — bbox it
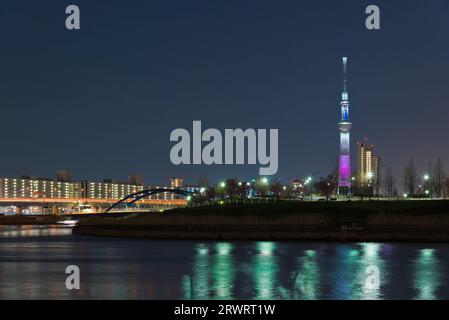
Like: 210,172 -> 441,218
1,0 -> 448,186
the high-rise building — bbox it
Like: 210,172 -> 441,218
338,57 -> 352,195
170,177 -> 183,189
357,139 -> 380,188
372,155 -> 381,193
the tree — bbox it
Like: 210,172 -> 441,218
404,158 -> 417,197
225,179 -> 239,198
314,174 -> 337,200
282,185 -> 294,199
432,158 -> 446,198
351,177 -> 373,200
205,187 -> 216,201
216,184 -> 226,199
445,177 -> 449,199
270,180 -> 283,199
254,178 -> 269,197
237,182 -> 250,199
383,167 -> 396,198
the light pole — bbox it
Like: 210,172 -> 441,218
306,172 -> 321,201
307,177 -> 313,201
424,174 -> 430,199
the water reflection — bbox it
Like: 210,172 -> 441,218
359,243 -> 386,300
211,243 -> 234,299
192,243 -> 211,299
0,225 -> 72,238
413,249 -> 441,300
331,243 -> 387,299
1,227 -> 449,300
253,242 -> 278,299
292,249 -> 319,299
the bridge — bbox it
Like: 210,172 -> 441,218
104,188 -> 194,213
0,189 -> 191,214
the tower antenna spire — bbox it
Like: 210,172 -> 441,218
342,57 -> 348,98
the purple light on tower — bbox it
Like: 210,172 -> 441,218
338,57 -> 352,194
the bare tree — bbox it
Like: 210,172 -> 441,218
254,178 -> 269,197
383,167 -> 395,197
432,158 -> 446,198
445,177 -> 449,199
225,179 -> 239,199
404,158 -> 417,197
314,174 -> 337,200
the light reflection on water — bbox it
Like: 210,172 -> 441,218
413,249 -> 441,300
0,225 -> 448,300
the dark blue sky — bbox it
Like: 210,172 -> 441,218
1,0 -> 448,185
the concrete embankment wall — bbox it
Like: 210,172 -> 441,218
73,224 -> 449,242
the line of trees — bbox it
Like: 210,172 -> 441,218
193,156 -> 449,203
403,157 -> 448,198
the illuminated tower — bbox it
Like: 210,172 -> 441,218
338,57 -> 352,195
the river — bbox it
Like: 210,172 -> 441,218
0,225 -> 448,300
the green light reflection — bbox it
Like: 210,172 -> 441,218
253,242 -> 279,299
191,243 -> 211,299
334,243 -> 386,300
413,249 -> 441,300
293,249 -> 319,299
211,242 -> 234,299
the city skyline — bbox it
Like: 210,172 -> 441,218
1,1 -> 449,185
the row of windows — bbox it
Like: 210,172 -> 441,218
0,179 -> 180,200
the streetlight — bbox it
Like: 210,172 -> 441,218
306,172 -> 321,201
423,174 -> 430,198
220,182 -> 226,188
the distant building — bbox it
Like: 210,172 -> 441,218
183,185 -> 199,193
81,181 -> 176,200
57,170 -> 73,182
0,176 -> 175,200
0,177 -> 81,199
198,177 -> 209,188
81,181 -> 144,199
372,155 -> 381,193
170,177 -> 183,189
291,179 -> 305,198
357,139 -> 380,188
128,174 -> 144,186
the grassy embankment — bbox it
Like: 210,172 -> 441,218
73,200 -> 449,241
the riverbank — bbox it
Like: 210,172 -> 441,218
73,200 -> 449,241
0,213 -> 133,225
